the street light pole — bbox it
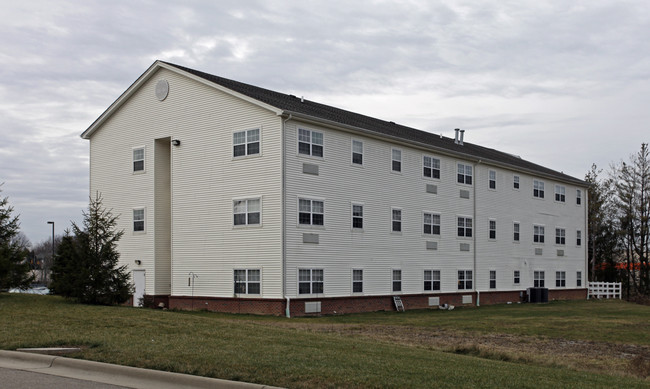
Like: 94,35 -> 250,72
47,221 -> 54,284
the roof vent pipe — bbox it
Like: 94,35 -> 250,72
459,129 -> 465,145
301,96 -> 304,103
454,128 -> 460,144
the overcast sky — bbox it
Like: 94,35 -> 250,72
1,0 -> 649,246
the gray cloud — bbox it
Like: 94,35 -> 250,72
1,0 -> 649,243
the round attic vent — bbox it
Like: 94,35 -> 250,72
155,79 -> 169,101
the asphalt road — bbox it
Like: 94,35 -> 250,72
0,367 -> 131,389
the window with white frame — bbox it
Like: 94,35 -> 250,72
576,230 -> 582,246
392,208 -> 402,232
234,269 -> 261,294
424,270 -> 441,291
457,163 -> 472,185
392,269 -> 402,292
298,128 -> 323,157
133,147 -> 145,172
489,270 -> 496,289
423,155 -> 440,179
489,219 -> 497,240
513,222 -> 520,242
233,128 -> 260,157
577,271 -> 582,287
514,270 -> 520,285
352,204 -> 363,229
299,198 -> 324,226
458,216 -> 473,237
133,208 -> 145,232
298,269 -> 323,294
489,170 -> 497,189
576,189 -> 582,205
423,212 -> 441,235
533,180 -> 545,198
556,271 -> 566,287
353,269 -> 363,293
352,140 -> 363,165
233,198 -> 261,226
392,148 -> 402,172
534,270 -> 545,287
513,175 -> 520,189
534,225 -> 545,243
555,228 -> 566,245
555,185 -> 566,202
458,270 -> 473,290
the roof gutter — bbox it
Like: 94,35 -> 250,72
279,111 -> 588,187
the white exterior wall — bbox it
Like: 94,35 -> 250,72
88,67 -> 284,299
283,119 -> 587,299
473,166 -> 587,292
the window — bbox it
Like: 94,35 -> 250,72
392,270 -> 402,292
555,185 -> 566,202
133,147 -> 144,172
423,212 -> 441,235
424,270 -> 441,291
576,230 -> 582,246
489,170 -> 496,189
353,269 -> 363,293
133,208 -> 145,232
489,270 -> 496,289
555,228 -> 566,245
534,225 -> 545,243
577,271 -> 582,287
352,204 -> 363,229
513,175 -> 520,189
423,155 -> 440,179
458,270 -> 473,290
234,269 -> 261,294
233,198 -> 261,226
352,140 -> 363,165
576,189 -> 582,205
457,163 -> 473,185
513,222 -> 520,242
534,270 -> 545,288
533,180 -> 545,198
489,219 -> 496,240
556,271 -> 566,287
392,208 -> 402,232
298,128 -> 323,157
392,148 -> 402,172
298,269 -> 323,294
299,199 -> 324,226
458,217 -> 473,237
514,270 -> 520,285
233,128 -> 260,157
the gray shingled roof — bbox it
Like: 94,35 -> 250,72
165,62 -> 586,186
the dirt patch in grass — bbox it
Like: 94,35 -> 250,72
255,321 -> 650,379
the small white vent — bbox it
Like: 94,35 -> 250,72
304,301 -> 321,313
426,241 -> 438,250
303,163 -> 319,175
460,189 -> 470,199
303,233 -> 319,244
557,249 -> 564,257
460,243 -> 470,252
155,79 -> 169,101
426,184 -> 438,194
462,295 -> 472,304
428,297 -> 440,306
535,248 -> 543,256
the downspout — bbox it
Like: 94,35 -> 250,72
474,160 -> 482,306
282,114 -> 292,318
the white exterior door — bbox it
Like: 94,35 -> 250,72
133,270 -> 145,307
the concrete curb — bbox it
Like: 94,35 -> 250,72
0,350 -> 283,389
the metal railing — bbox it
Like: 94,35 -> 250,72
588,282 -> 622,299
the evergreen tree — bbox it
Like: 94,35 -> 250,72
50,193 -> 132,304
0,185 -> 34,290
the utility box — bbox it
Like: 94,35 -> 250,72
527,287 -> 549,303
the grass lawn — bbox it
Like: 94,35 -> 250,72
1,294 -> 649,388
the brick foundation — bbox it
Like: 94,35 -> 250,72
146,288 -> 588,316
